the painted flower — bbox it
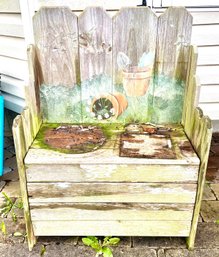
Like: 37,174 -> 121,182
104,113 -> 110,119
97,115 -> 103,120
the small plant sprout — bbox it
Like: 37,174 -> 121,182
0,192 -> 23,223
0,221 -> 6,235
82,236 -> 120,257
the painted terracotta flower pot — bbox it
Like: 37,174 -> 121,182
91,92 -> 128,120
122,66 -> 152,97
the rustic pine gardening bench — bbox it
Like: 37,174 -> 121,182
12,6 -> 212,250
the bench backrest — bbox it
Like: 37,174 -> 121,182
32,6 -> 193,124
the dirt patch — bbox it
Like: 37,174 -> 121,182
44,125 -> 106,153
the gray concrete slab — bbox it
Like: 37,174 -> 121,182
133,237 -> 186,249
202,183 -> 216,200
164,249 -> 219,257
195,223 -> 219,249
200,201 -> 219,222
210,184 -> 219,200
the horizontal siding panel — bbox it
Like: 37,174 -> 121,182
1,75 -> 25,98
197,66 -> 219,85
197,46 -> 219,65
2,92 -> 25,113
199,85 -> 219,103
0,0 -> 20,13
199,103 -> 219,120
0,36 -> 27,60
192,25 -> 219,46
162,0 -> 219,7
34,0 -> 141,11
0,14 -> 23,37
192,12 -> 219,25
0,56 -> 28,80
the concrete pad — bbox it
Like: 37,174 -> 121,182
0,181 -> 21,198
133,237 -> 186,249
200,201 -> 219,222
210,184 -> 219,200
164,249 -> 219,257
1,170 -> 19,182
0,243 -> 41,257
113,247 -> 157,257
202,183 -> 216,200
195,223 -> 219,248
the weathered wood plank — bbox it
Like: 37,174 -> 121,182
187,112 -> 212,249
113,7 -> 157,84
79,7 -> 112,81
26,164 -> 198,183
12,116 -> 36,251
30,203 -> 194,221
33,7 -> 79,86
26,45 -> 42,136
25,124 -> 199,165
182,46 -> 198,127
27,182 -> 197,204
32,220 -> 191,237
21,107 -> 34,151
155,7 -> 192,80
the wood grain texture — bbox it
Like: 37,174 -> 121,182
12,116 -> 36,251
26,45 -> 42,136
33,7 -> 79,86
30,203 -> 194,221
113,7 -> 158,84
155,7 -> 193,80
79,7 -> 112,81
25,124 -> 199,165
32,220 -> 191,237
27,182 -> 197,204
26,164 -> 198,183
185,108 -> 212,249
21,107 -> 34,151
182,46 -> 198,127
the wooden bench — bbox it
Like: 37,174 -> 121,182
12,6 -> 212,250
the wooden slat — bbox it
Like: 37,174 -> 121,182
0,36 -> 26,60
197,46 -> 219,66
197,66 -> 219,85
187,110 -> 212,249
192,25 -> 219,46
79,7 -> 112,81
155,7 -> 192,80
199,85 -> 219,103
0,0 -> 20,13
21,107 -> 34,150
0,13 -> 23,37
26,164 -> 198,183
113,7 -> 158,84
33,0 -> 141,11
182,46 -> 198,127
0,56 -> 28,80
32,220 -> 191,237
12,116 -> 36,250
27,182 -> 197,204
26,45 -> 42,136
30,203 -> 194,221
33,7 -> 79,86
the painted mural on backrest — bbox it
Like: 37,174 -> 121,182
33,6 -> 193,124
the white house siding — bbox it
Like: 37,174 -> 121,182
1,0 -> 219,130
0,0 -> 26,113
